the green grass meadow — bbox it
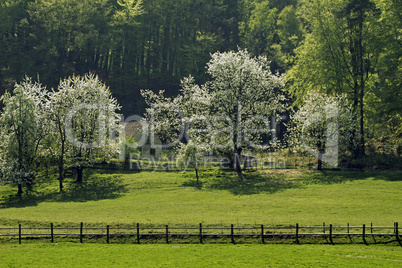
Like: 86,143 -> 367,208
1,169 -> 401,226
0,243 -> 401,267
0,169 -> 401,267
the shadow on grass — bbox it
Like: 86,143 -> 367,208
0,175 -> 128,208
183,171 -> 298,195
182,180 -> 204,190
371,171 -> 402,181
298,169 -> 402,184
182,169 -> 402,195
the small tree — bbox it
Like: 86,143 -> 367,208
47,84 -> 77,191
0,78 -> 48,195
120,135 -> 139,168
204,49 -> 287,173
176,76 -> 214,181
142,76 -> 212,180
58,74 -> 121,183
140,89 -> 184,146
142,49 -> 287,174
289,92 -> 359,170
176,142 -> 203,183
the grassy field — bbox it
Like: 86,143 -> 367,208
0,243 -> 401,267
1,168 -> 401,267
0,169 -> 401,227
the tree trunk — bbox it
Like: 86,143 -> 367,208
234,150 -> 242,174
124,147 -> 130,168
58,154 -> 64,191
76,167 -> 83,183
352,82 -> 360,159
195,166 -> 199,183
358,8 -> 365,157
359,74 -> 365,157
59,177 -> 64,191
194,154 -> 199,183
17,183 -> 23,195
317,152 -> 323,170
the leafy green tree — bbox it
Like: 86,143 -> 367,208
268,0 -> 298,10
240,0 -> 278,57
271,5 -> 304,70
222,0 -> 241,49
0,0 -> 36,92
366,0 -> 402,138
109,0 -> 143,92
288,0 -> 383,156
1,0 -> 248,116
27,0 -> 113,86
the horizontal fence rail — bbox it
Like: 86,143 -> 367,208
1,222 -> 401,246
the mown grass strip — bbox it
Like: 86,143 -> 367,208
0,243 -> 401,268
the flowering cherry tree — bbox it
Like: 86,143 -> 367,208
205,49 -> 287,173
142,49 -> 287,174
289,92 -> 359,170
140,88 -> 184,147
51,74 -> 121,183
0,78 -> 48,195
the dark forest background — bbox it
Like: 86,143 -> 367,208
1,0 -> 400,143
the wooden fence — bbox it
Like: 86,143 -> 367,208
1,222 -> 401,246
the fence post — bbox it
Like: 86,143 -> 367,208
51,223 -> 54,243
395,222 -> 402,247
261,225 -> 265,244
106,225 -> 109,244
323,222 -> 325,234
231,224 -> 235,244
329,224 -> 333,245
19,224 -> 21,245
371,223 -> 376,243
80,222 -> 83,243
362,224 -> 368,245
166,225 -> 169,244
347,223 -> 352,242
137,223 -> 140,244
199,223 -> 203,244
295,223 -> 299,244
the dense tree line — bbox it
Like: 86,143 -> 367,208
0,0 -> 400,148
1,0 -> 242,115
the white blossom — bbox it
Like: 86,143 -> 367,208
142,49 -> 287,174
288,91 -> 359,169
0,78 -> 49,193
